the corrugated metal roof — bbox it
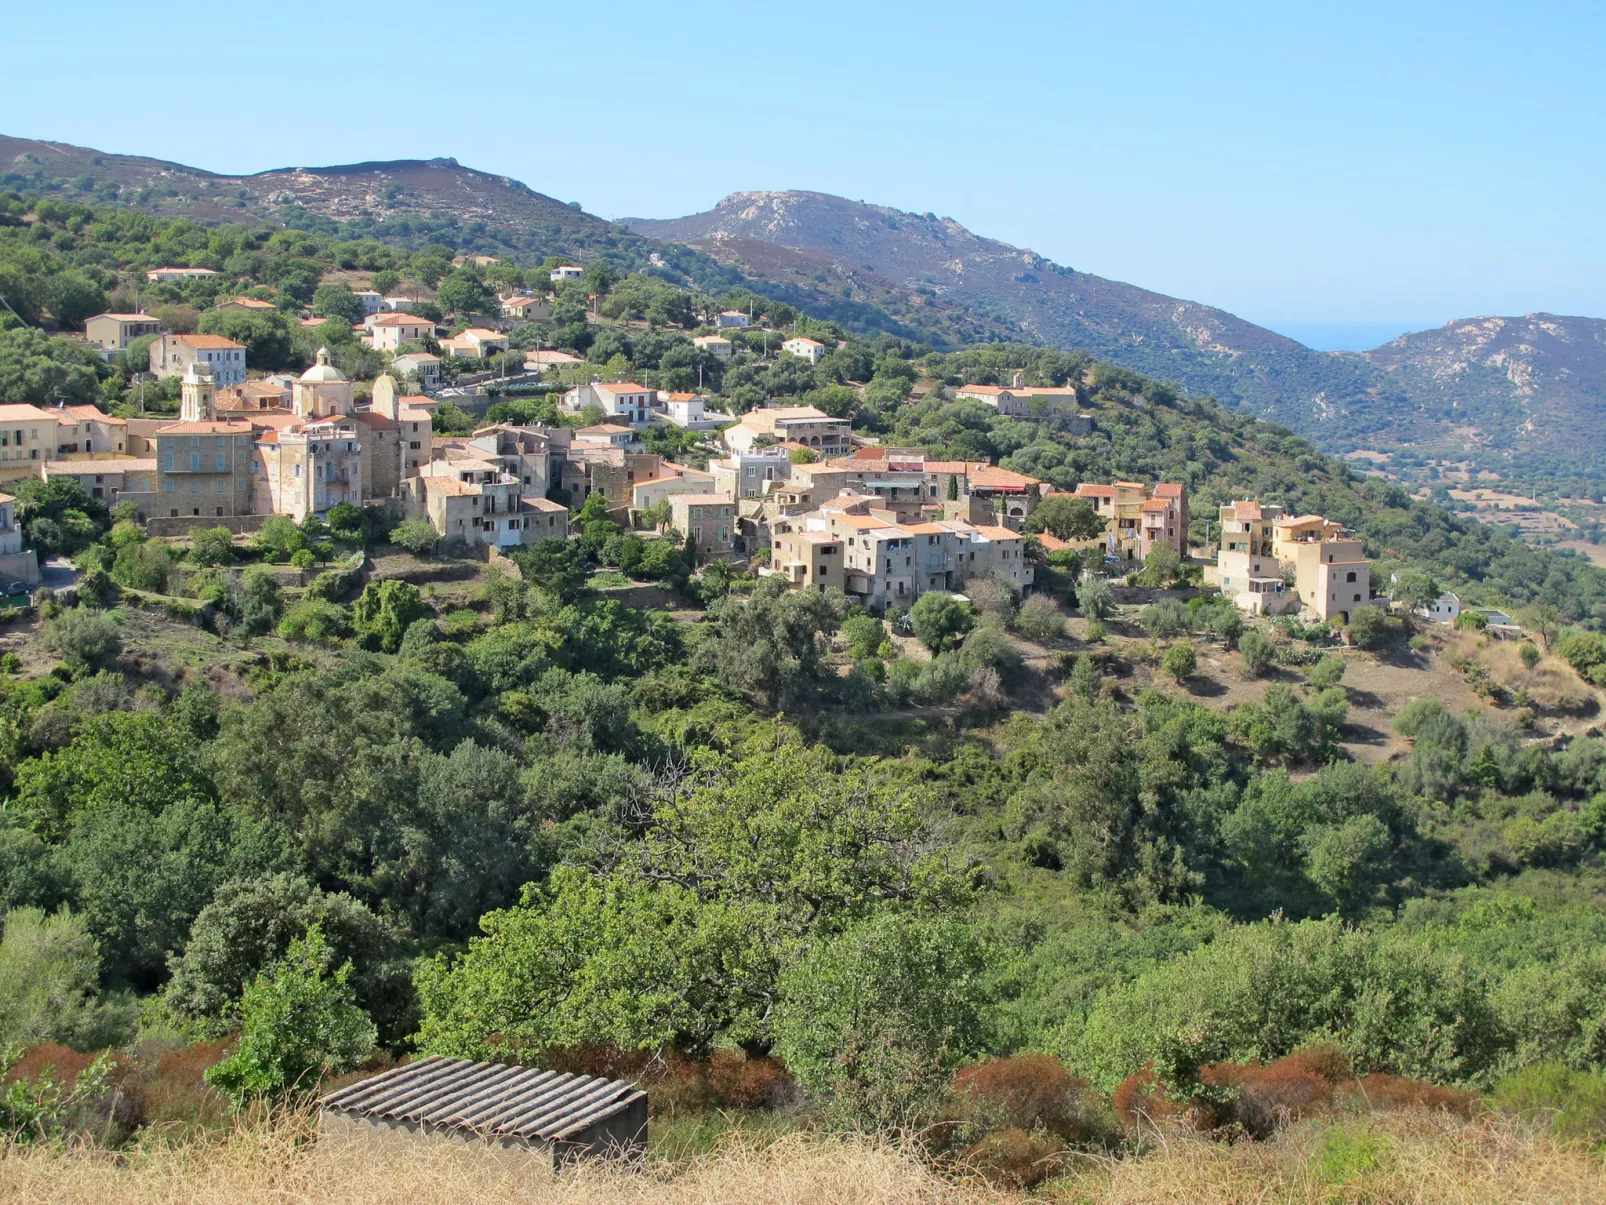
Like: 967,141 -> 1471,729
318,1056 -> 646,1142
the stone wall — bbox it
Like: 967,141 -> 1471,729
145,513 -> 270,539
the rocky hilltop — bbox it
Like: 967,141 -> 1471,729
1359,314 -> 1606,477
625,190 -> 1388,423
0,135 -> 603,238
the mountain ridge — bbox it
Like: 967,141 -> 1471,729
8,135 -> 1606,486
626,190 -> 1606,487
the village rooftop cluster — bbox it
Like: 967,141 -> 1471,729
22,275 -> 1392,628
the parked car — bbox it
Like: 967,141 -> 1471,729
5,582 -> 28,596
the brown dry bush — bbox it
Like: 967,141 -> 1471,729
1112,1064 -> 1188,1132
945,1055 -> 1115,1188
950,1054 -> 1111,1145
543,1045 -> 796,1119
1347,1073 -> 1478,1117
4,1042 -> 104,1086
110,1038 -> 237,1135
1200,1046 -> 1351,1137
1117,1048 -> 1475,1142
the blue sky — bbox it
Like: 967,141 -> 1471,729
5,1 -> 1602,348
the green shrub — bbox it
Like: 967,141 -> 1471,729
775,913 -> 989,1128
1141,599 -> 1190,639
1014,594 -> 1065,642
278,600 -> 350,646
111,539 -> 171,593
43,608 -> 120,674
1347,606 -> 1386,650
203,925 -> 376,1105
1069,653 -> 1101,701
841,614 -> 885,661
909,592 -> 973,654
1492,1063 -> 1606,1145
1161,641 -> 1196,682
1238,629 -> 1276,677
390,519 -> 441,557
188,527 -> 234,568
1308,654 -> 1346,689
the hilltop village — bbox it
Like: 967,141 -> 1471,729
26,275 -> 1387,631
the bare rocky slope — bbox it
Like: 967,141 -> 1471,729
627,191 -> 1606,485
623,190 -> 1391,422
0,134 -> 602,237
1359,313 -> 1606,481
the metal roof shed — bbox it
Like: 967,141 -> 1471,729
317,1056 -> 648,1169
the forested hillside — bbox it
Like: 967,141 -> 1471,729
0,136 -> 1016,350
14,134 -> 1606,491
3,170 -> 1606,1183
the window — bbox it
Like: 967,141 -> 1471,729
1345,571 -> 1357,582
189,453 -> 200,472
216,452 -> 227,472
165,451 -> 174,471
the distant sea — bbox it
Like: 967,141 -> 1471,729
1257,320 -> 1438,352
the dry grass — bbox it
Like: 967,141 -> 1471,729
1066,1111 -> 1606,1204
1445,630 -> 1597,716
3,1112 -> 1602,1205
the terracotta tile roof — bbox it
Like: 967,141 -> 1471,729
1154,482 -> 1184,497
968,465 -> 1040,490
591,382 -> 648,394
0,403 -> 56,422
371,313 -> 434,327
1034,532 -> 1068,551
834,514 -> 893,531
1234,501 -> 1263,520
426,478 -> 481,496
251,412 -> 303,431
969,524 -> 1021,541
156,420 -> 253,434
902,522 -> 950,535
171,334 -> 244,349
220,297 -> 276,309
922,460 -> 983,475
749,405 -> 831,422
633,475 -> 687,488
1142,499 -> 1171,513
1074,483 -> 1116,497
675,493 -> 733,506
61,405 -> 126,424
578,424 -> 632,435
350,412 -> 398,431
958,384 -> 1006,395
93,312 -> 163,322
45,457 -> 155,473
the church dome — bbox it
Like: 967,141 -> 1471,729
299,347 -> 348,383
